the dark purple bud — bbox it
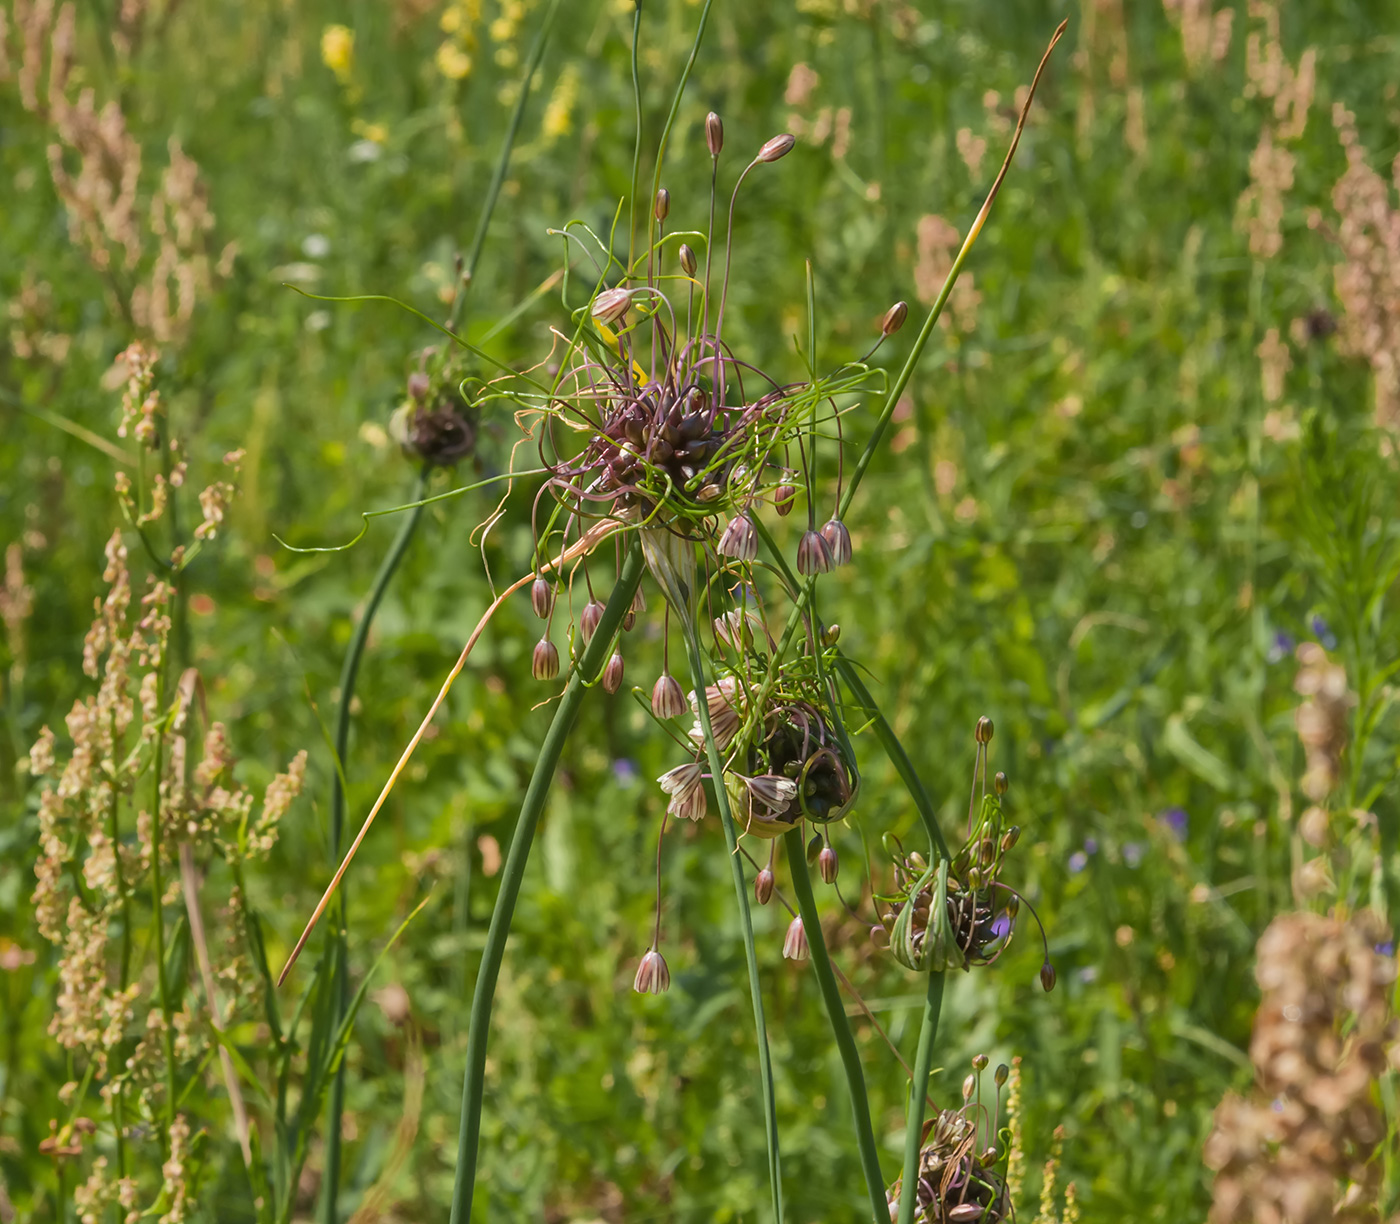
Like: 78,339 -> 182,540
654,188 -> 670,222
754,867 -> 775,905
757,133 -> 796,163
633,948 -> 670,994
819,517 -> 851,567
652,673 -> 686,720
706,111 -> 723,158
774,481 -> 797,516
881,301 -> 909,336
796,529 -> 834,576
531,577 -> 553,619
532,638 -> 559,681
1040,962 -> 1056,992
602,651 -> 625,694
818,845 -> 838,885
580,599 -> 606,645
679,243 -> 698,278
975,715 -> 994,744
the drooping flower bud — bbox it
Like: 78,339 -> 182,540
532,638 -> 559,681
818,844 -> 839,884
820,517 -> 851,567
1039,961 -> 1056,992
975,715 -> 994,744
717,512 -> 757,561
633,948 -> 670,994
705,111 -> 723,157
654,187 -> 670,222
783,915 -> 809,961
678,243 -> 698,278
754,867 -> 775,905
580,599 -> 606,645
531,577 -> 553,619
651,673 -> 686,720
774,480 -> 797,516
796,529 -> 834,576
591,287 -> 632,326
881,300 -> 909,336
994,770 -> 1008,796
757,133 -> 796,163
602,650 -> 625,694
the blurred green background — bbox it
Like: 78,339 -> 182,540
3,0 -> 1398,1219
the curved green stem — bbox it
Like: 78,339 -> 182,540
680,620 -> 784,1224
897,971 -> 945,1224
449,542 -> 644,1224
321,466 -> 429,1223
782,828 -> 887,1222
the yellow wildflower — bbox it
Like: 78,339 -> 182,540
436,42 -> 474,80
320,25 -> 355,85
542,63 -> 579,143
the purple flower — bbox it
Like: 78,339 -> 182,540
612,758 -> 638,787
1160,807 -> 1188,840
989,913 -> 1013,943
1123,842 -> 1144,868
1267,630 -> 1296,663
1377,941 -> 1395,957
1068,850 -> 1088,875
1083,837 -> 1099,856
1311,615 -> 1337,649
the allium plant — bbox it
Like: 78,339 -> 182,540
277,10 -> 1068,1222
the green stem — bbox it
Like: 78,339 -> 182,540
896,972 -> 945,1224
782,828 -> 887,1223
449,542 -> 645,1224
149,672 -> 178,1147
680,619 -> 784,1223
322,466 -> 429,1223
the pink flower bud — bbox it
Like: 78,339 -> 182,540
757,133 -> 796,163
754,867 -> 775,905
881,301 -> 909,336
783,915 -> 809,961
579,599 -> 606,645
820,518 -> 851,567
706,111 -> 724,158
591,287 -> 633,326
531,577 -> 553,619
796,529 -> 834,576
633,948 -> 670,994
651,673 -> 686,720
532,638 -> 559,681
818,845 -> 839,885
602,651 -> 625,694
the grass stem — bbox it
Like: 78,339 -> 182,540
896,971 -> 945,1224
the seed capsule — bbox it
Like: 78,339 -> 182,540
705,111 -> 724,157
881,300 -> 909,335
754,867 -> 775,905
602,651 -> 625,694
1040,962 -> 1057,993
579,599 -> 606,645
994,770 -> 1008,796
818,845 -> 839,884
654,187 -> 670,222
757,133 -> 796,163
531,577 -> 553,619
679,243 -> 698,277
633,948 -> 670,995
651,673 -> 686,720
532,638 -> 559,681
782,915 -> 809,961
975,715 -> 994,744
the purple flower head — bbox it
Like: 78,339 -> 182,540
989,912 -> 1013,942
1377,941 -> 1396,957
1160,807 -> 1188,840
1068,850 -> 1088,875
1083,837 -> 1099,856
1311,615 -> 1337,649
1123,842 -> 1144,868
1267,631 -> 1295,663
612,758 -> 639,787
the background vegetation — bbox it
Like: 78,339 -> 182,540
2,0 -> 1398,1220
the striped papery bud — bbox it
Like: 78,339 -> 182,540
679,243 -> 698,277
972,1053 -> 989,1071
1040,962 -> 1056,992
580,599 -> 606,645
774,481 -> 797,516
654,188 -> 670,221
602,651 -> 625,694
754,867 -> 775,905
706,111 -> 723,157
796,529 -> 834,576
532,638 -> 559,681
820,517 -> 852,567
633,948 -> 670,995
651,673 -> 686,720
962,1074 -> 976,1102
1001,826 -> 1020,852
818,845 -> 839,885
757,133 -> 796,163
994,771 -> 1008,795
881,300 -> 909,335
531,577 -> 553,619
591,286 -> 632,325
976,715 -> 994,744
717,512 -> 757,561
783,915 -> 809,961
